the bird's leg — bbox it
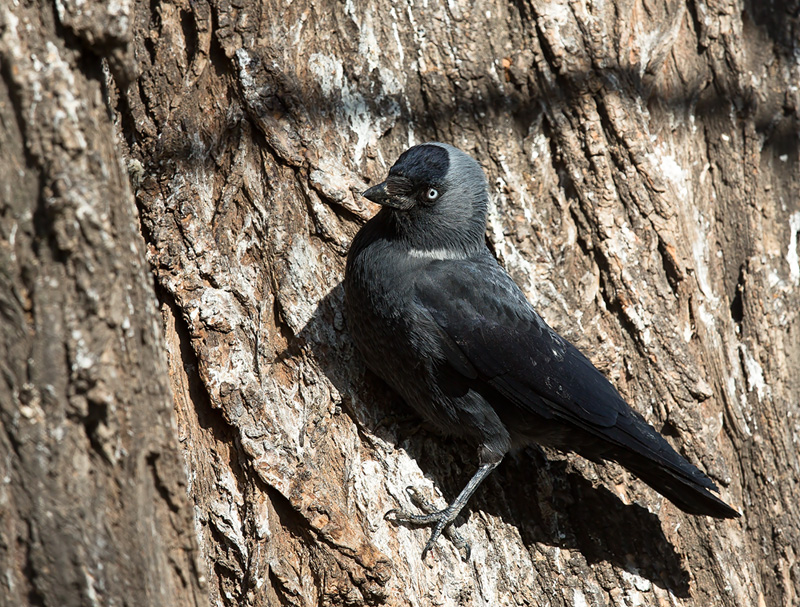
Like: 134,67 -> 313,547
385,459 -> 500,559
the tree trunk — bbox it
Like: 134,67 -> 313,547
0,2 -> 206,606
2,0 -> 799,605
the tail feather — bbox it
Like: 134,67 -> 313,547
573,405 -> 741,519
611,448 -> 740,518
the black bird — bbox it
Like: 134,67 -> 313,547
344,142 -> 740,558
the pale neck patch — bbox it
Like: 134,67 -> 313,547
407,247 -> 468,260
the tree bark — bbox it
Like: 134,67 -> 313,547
0,2 -> 205,606
3,0 -> 800,605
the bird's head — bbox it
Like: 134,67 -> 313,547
362,143 -> 489,257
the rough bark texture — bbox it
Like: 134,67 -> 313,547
2,0 -> 800,605
0,2 -> 205,606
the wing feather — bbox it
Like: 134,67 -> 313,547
413,256 -> 719,492
414,257 -> 622,428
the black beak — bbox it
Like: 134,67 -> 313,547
362,181 -> 413,210
363,182 -> 390,204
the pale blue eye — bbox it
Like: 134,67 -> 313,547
426,188 -> 439,200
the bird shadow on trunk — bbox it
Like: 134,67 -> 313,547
295,283 -> 690,597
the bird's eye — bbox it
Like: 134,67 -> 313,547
425,188 -> 439,201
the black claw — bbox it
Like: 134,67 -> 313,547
444,526 -> 470,560
421,543 -> 433,560
384,508 -> 399,521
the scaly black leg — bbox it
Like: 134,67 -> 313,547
385,460 -> 500,559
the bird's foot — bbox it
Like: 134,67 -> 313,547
385,486 -> 471,560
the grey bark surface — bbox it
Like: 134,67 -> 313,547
2,0 -> 800,605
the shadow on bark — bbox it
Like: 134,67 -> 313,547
739,0 -> 800,54
130,20 -> 799,182
294,284 -> 691,596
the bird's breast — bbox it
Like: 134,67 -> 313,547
344,237 -> 441,396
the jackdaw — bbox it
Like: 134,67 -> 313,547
344,142 -> 740,558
